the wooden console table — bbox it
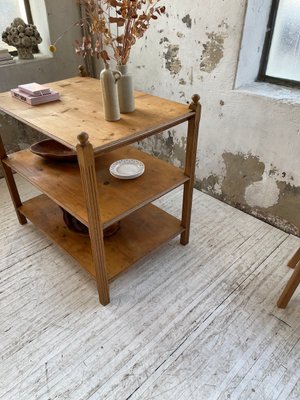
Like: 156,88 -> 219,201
0,77 -> 201,305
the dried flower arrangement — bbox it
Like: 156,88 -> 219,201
50,0 -> 165,65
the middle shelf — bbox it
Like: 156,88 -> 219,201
4,145 -> 189,228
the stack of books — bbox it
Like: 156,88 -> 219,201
0,49 -> 15,65
11,82 -> 60,105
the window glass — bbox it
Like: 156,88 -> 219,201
266,0 -> 300,82
0,0 -> 28,49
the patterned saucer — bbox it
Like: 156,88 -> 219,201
109,159 -> 145,179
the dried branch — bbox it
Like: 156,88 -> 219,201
76,0 -> 166,64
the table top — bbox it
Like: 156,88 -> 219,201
0,77 -> 194,153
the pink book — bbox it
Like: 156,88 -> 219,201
18,82 -> 51,96
11,88 -> 60,105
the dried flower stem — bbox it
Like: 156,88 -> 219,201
77,0 -> 166,64
50,0 -> 166,64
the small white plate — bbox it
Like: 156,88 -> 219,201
109,159 -> 145,179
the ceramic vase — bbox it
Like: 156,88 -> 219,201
100,63 -> 122,122
116,64 -> 135,113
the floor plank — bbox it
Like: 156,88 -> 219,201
0,175 -> 299,400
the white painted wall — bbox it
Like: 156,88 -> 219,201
128,0 -> 300,188
127,0 -> 300,233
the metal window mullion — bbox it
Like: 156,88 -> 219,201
24,0 -> 33,24
258,0 -> 280,81
258,0 -> 300,88
24,0 -> 39,53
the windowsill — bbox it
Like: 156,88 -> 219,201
234,82 -> 300,105
0,53 -> 52,66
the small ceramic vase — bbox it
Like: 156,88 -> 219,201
116,64 -> 135,113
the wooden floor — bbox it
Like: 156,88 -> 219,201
1,176 -> 299,400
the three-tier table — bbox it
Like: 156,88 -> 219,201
0,77 -> 201,305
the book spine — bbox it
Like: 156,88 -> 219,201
11,90 -> 31,105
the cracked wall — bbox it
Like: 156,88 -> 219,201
196,152 -> 300,236
164,44 -> 182,76
137,129 -> 187,170
128,0 -> 300,236
200,32 -> 225,73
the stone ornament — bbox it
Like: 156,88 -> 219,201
1,17 -> 42,60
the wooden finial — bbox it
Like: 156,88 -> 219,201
78,65 -> 88,77
77,132 -> 89,146
189,94 -> 200,111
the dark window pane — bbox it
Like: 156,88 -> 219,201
266,0 -> 300,82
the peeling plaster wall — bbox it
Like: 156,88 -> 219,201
130,0 -> 300,235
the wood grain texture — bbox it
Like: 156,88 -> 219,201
180,95 -> 201,245
287,247 -> 300,268
277,259 -> 300,308
0,77 -> 194,153
18,194 -> 183,280
76,133 -> 109,305
1,176 -> 299,400
0,79 -> 198,306
4,145 -> 188,228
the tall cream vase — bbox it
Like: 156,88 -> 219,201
100,63 -> 122,122
116,64 -> 135,113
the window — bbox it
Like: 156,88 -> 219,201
0,0 -> 33,53
259,0 -> 300,87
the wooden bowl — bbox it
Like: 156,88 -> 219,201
61,208 -> 120,238
30,139 -> 77,161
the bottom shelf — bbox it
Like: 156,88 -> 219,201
19,195 -> 184,280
